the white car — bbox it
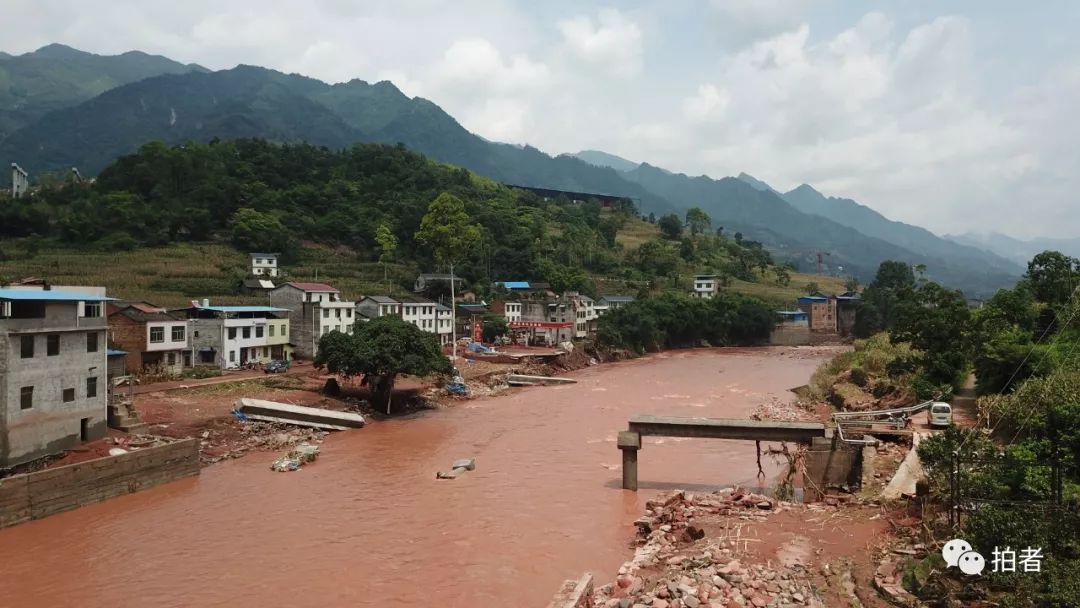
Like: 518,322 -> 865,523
929,402 -> 953,428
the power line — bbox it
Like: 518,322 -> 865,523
956,283 -> 1080,453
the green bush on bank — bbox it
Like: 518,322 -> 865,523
596,292 -> 775,354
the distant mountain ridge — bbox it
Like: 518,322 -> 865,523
0,43 -> 205,139
0,44 -> 1023,296
569,150 -> 640,172
947,232 -> 1080,266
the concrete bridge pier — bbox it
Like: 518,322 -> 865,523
617,431 -> 641,491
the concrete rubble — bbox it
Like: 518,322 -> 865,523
200,421 -> 329,465
590,489 -> 825,608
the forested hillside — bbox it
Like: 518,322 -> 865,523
0,139 -> 828,306
0,45 -> 1021,296
0,44 -> 204,139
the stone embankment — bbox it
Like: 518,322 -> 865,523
588,490 -> 822,608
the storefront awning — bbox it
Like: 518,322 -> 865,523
510,321 -> 574,329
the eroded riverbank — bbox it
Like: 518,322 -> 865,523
0,346 -> 842,608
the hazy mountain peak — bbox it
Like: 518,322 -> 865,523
736,172 -> 778,194
787,183 -> 823,197
569,149 -> 640,172
29,43 -> 87,59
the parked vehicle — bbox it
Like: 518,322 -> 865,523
264,359 -> 290,374
929,402 -> 953,427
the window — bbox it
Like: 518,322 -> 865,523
194,330 -> 200,338
255,326 -> 264,338
21,335 -> 34,358
20,386 -> 33,410
83,302 -> 102,318
86,377 -> 98,398
63,388 -> 75,402
281,324 -> 288,336
346,310 -> 352,318
167,353 -> 176,365
228,327 -> 237,340
323,309 -> 329,319
150,326 -> 165,343
335,309 -> 341,318
229,350 -> 236,362
269,325 -> 275,337
256,258 -> 264,264
47,334 -> 60,356
322,326 -> 329,335
172,326 -> 185,342
88,331 -> 100,353
242,327 -> 251,339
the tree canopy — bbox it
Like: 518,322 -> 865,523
314,316 -> 452,412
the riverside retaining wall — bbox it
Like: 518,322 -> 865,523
0,438 -> 199,528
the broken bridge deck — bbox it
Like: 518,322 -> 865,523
618,415 -> 827,490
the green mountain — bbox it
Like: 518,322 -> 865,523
623,164 -> 1017,296
947,232 -> 1080,266
0,63 -> 674,210
735,172 -> 779,194
779,183 -> 1022,274
0,46 -> 1020,295
0,43 -> 205,139
570,150 -> 640,172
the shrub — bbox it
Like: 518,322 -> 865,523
850,367 -> 868,387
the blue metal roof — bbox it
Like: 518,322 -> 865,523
797,296 -> 828,304
107,349 -> 128,357
499,281 -> 530,289
0,288 -> 114,302
198,305 -> 289,313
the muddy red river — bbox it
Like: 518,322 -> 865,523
1,347 -> 833,607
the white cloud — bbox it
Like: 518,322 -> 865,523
683,84 -> 731,122
558,9 -> 643,77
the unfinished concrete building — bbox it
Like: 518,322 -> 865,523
11,163 -> 29,198
0,288 -> 111,467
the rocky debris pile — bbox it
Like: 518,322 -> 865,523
750,397 -> 816,422
270,442 -> 321,472
593,489 -> 823,608
200,421 -> 329,465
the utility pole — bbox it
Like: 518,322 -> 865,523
450,264 -> 457,360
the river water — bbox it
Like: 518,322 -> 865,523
1,347 -> 830,607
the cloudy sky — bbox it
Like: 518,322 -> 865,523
7,0 -> 1079,238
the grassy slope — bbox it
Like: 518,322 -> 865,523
0,241 -> 418,307
0,219 -> 846,307
615,218 -> 849,304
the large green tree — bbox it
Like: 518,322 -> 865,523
375,222 -> 398,287
892,281 -> 971,386
1026,250 -> 1079,306
416,192 -> 482,357
230,207 -> 292,258
657,213 -> 683,239
684,207 -> 711,236
315,316 -> 452,413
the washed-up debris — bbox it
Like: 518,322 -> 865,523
436,457 -> 476,479
270,442 -> 321,472
235,397 -> 365,430
507,374 -> 577,386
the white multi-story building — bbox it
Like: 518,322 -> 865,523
183,302 -> 291,368
270,282 -> 355,359
503,301 -> 522,323
435,303 -> 453,346
691,275 -> 719,299
567,293 -> 598,338
356,296 -> 453,346
250,253 -> 280,278
398,296 -> 438,333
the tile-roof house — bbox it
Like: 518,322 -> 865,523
107,302 -> 192,374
